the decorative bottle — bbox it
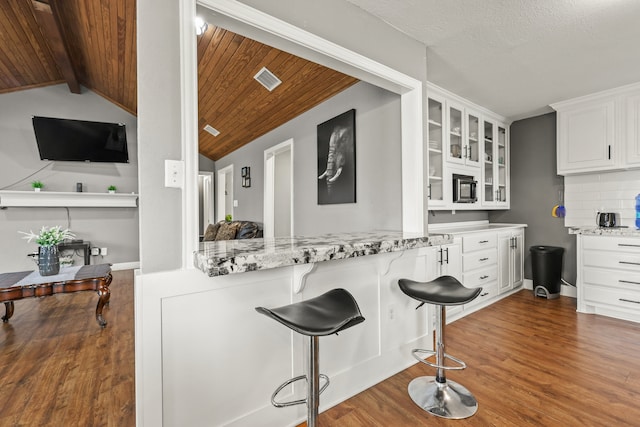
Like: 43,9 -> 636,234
636,193 -> 640,229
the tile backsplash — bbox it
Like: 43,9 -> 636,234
564,170 -> 640,227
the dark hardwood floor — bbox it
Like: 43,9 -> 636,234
302,291 -> 640,426
2,272 -> 640,426
0,269 -> 135,427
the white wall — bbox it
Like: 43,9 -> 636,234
215,82 -> 402,235
0,84 -> 139,272
564,169 -> 640,227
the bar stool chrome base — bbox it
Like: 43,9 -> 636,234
408,376 -> 478,419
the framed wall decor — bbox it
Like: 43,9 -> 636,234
317,109 -> 356,204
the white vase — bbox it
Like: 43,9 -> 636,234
34,188 -> 41,192
108,190 -> 115,194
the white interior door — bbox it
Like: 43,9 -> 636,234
216,165 -> 233,222
198,171 -> 214,234
264,139 -> 293,238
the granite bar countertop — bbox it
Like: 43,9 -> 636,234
568,226 -> 640,237
194,231 -> 453,277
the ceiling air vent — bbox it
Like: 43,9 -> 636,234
253,67 -> 282,91
204,125 -> 220,137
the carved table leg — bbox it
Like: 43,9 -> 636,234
96,286 -> 110,328
2,301 -> 14,323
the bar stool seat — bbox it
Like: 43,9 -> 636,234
398,275 -> 482,420
256,288 -> 365,427
256,288 -> 365,336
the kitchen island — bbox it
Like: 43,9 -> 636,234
137,231 -> 452,427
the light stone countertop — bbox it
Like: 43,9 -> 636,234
194,231 -> 453,277
568,226 -> 640,237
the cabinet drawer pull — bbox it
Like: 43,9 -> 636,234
619,298 -> 640,304
619,261 -> 640,266
619,280 -> 640,285
619,244 -> 640,248
480,292 -> 489,297
479,240 -> 489,244
480,275 -> 489,280
479,257 -> 489,261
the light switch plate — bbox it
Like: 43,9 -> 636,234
165,160 -> 184,188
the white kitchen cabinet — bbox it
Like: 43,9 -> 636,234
425,240 -> 463,319
425,241 -> 462,282
481,120 -> 509,208
429,223 -> 527,323
552,82 -> 640,175
577,234 -> 640,323
626,89 -> 640,166
427,82 -> 510,210
497,229 -> 524,294
427,95 -> 446,207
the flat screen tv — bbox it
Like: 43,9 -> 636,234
32,116 -> 129,163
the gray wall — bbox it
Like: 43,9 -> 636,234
215,82 -> 402,235
0,84 -> 139,272
489,113 -> 576,284
428,210 -> 488,224
137,0 -> 428,273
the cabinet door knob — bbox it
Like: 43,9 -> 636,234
480,275 -> 489,280
479,257 -> 489,261
619,298 -> 640,304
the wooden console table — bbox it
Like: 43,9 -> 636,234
0,264 -> 112,327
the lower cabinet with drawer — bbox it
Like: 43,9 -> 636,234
429,223 -> 527,324
577,234 -> 640,323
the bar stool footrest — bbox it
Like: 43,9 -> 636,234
271,374 -> 330,408
412,348 -> 467,371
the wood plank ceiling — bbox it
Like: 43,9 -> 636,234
197,25 -> 359,161
0,1 -> 358,160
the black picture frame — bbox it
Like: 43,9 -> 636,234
317,109 -> 356,204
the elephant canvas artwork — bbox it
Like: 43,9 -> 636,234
317,109 -> 356,204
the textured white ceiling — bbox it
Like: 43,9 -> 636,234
344,0 -> 640,121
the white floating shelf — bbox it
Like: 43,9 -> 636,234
0,191 -> 138,208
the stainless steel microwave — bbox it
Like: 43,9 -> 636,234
453,174 -> 477,203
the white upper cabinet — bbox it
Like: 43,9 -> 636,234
427,94 -> 446,207
427,82 -> 511,210
626,89 -> 640,166
552,82 -> 640,175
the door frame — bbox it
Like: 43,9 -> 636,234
264,139 -> 294,238
216,164 -> 233,222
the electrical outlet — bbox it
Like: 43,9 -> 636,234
100,247 -> 108,256
388,304 -> 396,321
91,247 -> 100,256
164,159 -> 184,188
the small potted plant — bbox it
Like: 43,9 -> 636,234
107,185 -> 117,194
20,226 -> 75,276
32,181 -> 44,192
225,214 -> 232,222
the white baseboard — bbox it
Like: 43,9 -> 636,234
523,278 -> 577,298
112,261 -> 140,271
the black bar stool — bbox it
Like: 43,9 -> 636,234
256,288 -> 365,427
398,275 -> 482,419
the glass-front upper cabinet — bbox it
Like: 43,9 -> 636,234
483,119 -> 495,204
482,120 -> 509,207
466,111 -> 480,167
496,126 -> 508,205
427,96 -> 445,205
447,103 -> 480,169
447,103 -> 464,163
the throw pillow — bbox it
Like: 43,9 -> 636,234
215,222 -> 240,240
203,222 -> 221,241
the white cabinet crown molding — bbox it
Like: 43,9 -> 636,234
550,81 -> 640,111
0,190 -> 139,208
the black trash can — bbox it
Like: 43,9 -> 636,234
530,246 -> 564,299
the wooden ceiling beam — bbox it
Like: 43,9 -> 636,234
30,0 -> 80,94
